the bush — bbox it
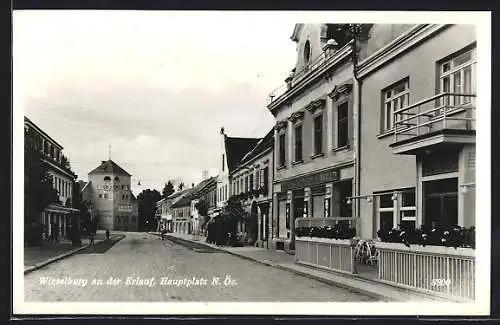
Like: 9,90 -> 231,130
376,224 -> 475,249
295,223 -> 356,240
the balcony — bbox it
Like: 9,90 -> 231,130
390,93 -> 476,155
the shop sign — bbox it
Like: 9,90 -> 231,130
281,169 -> 340,191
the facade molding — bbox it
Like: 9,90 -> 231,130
287,111 -> 305,123
274,120 -> 288,131
329,83 -> 353,101
275,160 -> 355,185
305,99 -> 326,115
357,24 -> 449,78
268,43 -> 353,113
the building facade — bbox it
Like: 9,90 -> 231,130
217,127 -> 261,213
171,189 -> 193,234
86,160 -> 139,231
24,117 -> 80,239
267,24 -> 368,251
356,24 -> 476,238
230,128 -> 274,248
266,23 -> 476,249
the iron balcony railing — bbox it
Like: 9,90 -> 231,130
393,92 -> 476,144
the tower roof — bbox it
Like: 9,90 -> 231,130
88,159 -> 131,176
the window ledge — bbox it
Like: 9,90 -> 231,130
332,145 -> 351,152
311,153 -> 325,160
276,165 -> 287,171
292,160 -> 304,166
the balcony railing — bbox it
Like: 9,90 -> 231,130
393,92 -> 476,144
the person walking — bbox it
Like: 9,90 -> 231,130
106,229 -> 110,241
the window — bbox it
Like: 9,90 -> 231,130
250,174 -> 254,191
378,193 -> 394,231
256,171 -> 260,189
294,125 -> 303,162
263,167 -> 269,192
104,194 -> 108,199
313,115 -> 323,155
245,177 -> 249,192
114,176 -> 120,181
279,133 -> 286,166
222,154 -> 225,172
304,40 -> 311,65
400,190 -> 416,231
337,102 -> 349,147
439,48 -> 476,110
98,194 -> 102,199
382,79 -> 409,132
104,176 -> 111,181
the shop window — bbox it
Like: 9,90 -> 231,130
381,78 -> 409,132
339,181 -> 352,218
423,178 -> 458,227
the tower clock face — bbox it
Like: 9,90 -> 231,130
103,184 -> 111,192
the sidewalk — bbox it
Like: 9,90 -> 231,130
154,231 -> 452,302
24,231 -> 108,274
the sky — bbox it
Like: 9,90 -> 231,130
14,11 -> 297,195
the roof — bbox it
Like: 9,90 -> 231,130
239,128 -> 274,166
88,159 -> 131,176
24,116 -> 64,150
225,136 -> 261,173
187,177 -> 217,199
170,188 -> 195,208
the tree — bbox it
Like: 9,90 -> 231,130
177,182 -> 185,191
70,181 -> 83,246
24,128 -> 59,246
162,180 -> 175,199
194,198 -> 210,227
137,189 -> 162,231
219,195 -> 246,244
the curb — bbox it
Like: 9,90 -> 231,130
163,234 -> 393,301
24,244 -> 91,275
24,236 -> 122,275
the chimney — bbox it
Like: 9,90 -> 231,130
220,126 -> 225,135
192,183 -> 195,188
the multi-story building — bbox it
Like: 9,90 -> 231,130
355,24 -> 476,238
24,116 -> 79,239
267,23 -> 476,247
267,24 -> 370,251
170,188 -> 194,234
217,127 -> 261,212
85,159 -> 139,231
230,128 -> 274,248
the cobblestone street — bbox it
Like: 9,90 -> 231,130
24,232 -> 375,302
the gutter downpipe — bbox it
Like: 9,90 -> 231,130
352,36 -> 362,238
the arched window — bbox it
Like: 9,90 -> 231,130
104,176 -> 111,181
114,176 -> 120,182
304,40 -> 311,64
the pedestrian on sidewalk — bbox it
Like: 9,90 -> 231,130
89,232 -> 95,246
106,229 -> 110,241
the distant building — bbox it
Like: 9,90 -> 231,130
86,159 -> 138,231
230,128 -> 274,248
217,127 -> 260,211
24,116 -> 79,239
